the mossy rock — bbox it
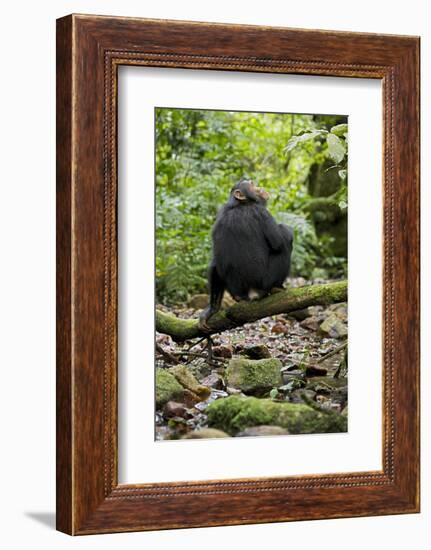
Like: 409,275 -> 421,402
169,364 -> 211,400
236,425 -> 289,437
182,428 -> 230,439
319,314 -> 348,339
207,395 -> 347,436
155,368 -> 184,408
226,358 -> 283,395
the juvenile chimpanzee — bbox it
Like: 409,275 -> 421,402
199,178 -> 293,329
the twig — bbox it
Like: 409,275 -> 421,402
156,343 -> 180,365
171,350 -> 228,364
171,351 -> 209,359
207,336 -> 214,364
334,347 -> 348,379
316,342 -> 348,364
186,336 -> 207,351
283,341 -> 348,371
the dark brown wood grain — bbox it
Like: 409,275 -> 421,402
56,14 -> 420,535
56,16 -> 73,535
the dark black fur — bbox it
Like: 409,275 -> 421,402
199,179 -> 293,327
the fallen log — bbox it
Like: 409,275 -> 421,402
156,280 -> 347,342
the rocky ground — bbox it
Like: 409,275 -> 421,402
155,278 -> 348,441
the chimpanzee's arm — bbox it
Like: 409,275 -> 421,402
198,261 -> 225,330
261,210 -> 285,252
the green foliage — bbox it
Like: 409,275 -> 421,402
330,123 -> 348,137
279,212 -> 347,279
156,108 -> 348,303
284,129 -> 326,152
326,133 -> 346,164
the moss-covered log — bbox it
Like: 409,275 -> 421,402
156,280 -> 347,341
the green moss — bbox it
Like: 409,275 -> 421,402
226,358 -> 282,394
169,365 -> 211,400
155,310 -> 199,341
207,396 -> 347,435
155,281 -> 347,341
155,368 -> 184,408
228,281 -> 347,324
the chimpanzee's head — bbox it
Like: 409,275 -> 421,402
230,178 -> 269,205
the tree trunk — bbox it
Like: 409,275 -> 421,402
156,280 -> 347,341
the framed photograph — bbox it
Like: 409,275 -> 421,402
56,14 -> 420,535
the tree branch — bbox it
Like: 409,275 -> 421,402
156,280 -> 347,342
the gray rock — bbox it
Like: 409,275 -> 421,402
188,360 -> 212,381
327,302 -> 348,322
289,306 -> 324,321
290,389 -> 317,404
200,372 -> 223,389
305,364 -> 328,377
242,343 -> 271,359
226,357 -> 283,395
281,367 -> 305,377
271,322 -> 289,334
213,345 -> 233,359
288,308 -> 310,321
236,425 -> 289,437
163,401 -> 189,419
306,376 -> 347,395
319,314 -> 348,338
300,316 -> 322,332
182,428 -> 230,439
282,370 -> 306,389
226,386 -> 243,395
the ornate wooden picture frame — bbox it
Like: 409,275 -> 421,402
56,14 -> 420,535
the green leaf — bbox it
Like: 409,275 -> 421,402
269,388 -> 279,400
338,200 -> 348,211
326,133 -> 346,164
284,130 -> 327,153
330,123 -> 348,137
338,169 -> 347,180
279,382 -> 294,392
